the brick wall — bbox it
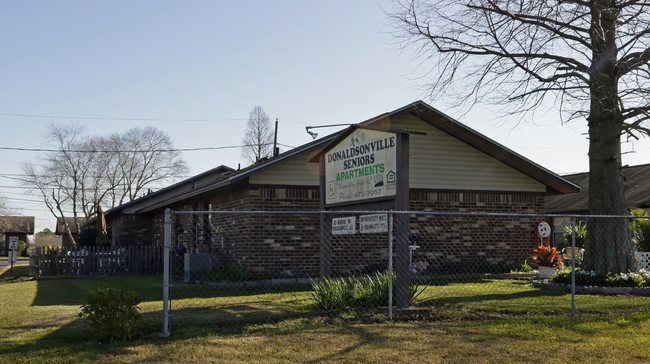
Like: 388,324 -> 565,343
203,186 -> 321,277
110,214 -> 156,246
408,191 -> 545,270
113,186 -> 546,277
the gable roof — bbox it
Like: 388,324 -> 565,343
545,163 -> 650,213
106,100 -> 579,216
55,217 -> 91,235
310,101 -> 580,195
391,101 -> 580,194
0,216 -> 35,234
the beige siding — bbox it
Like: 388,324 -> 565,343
373,115 -> 547,192
252,115 -> 546,192
249,152 -> 321,186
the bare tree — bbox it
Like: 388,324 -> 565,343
0,194 -> 15,234
22,123 -> 91,245
106,126 -> 189,205
242,105 -> 274,164
0,194 -> 10,216
391,0 -> 650,273
22,123 -> 188,246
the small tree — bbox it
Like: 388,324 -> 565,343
241,105 -> 274,165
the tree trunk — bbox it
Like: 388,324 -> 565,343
582,1 -> 636,273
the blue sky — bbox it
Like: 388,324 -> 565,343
1,1 -> 649,232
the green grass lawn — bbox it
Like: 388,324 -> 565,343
1,267 -> 650,363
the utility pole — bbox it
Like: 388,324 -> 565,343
273,118 -> 279,156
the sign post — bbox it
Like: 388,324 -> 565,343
316,126 -> 412,308
8,236 -> 18,276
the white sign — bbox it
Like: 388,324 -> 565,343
325,129 -> 397,205
332,216 -> 356,235
360,214 -> 388,233
8,237 -> 18,250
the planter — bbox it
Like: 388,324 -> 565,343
538,265 -> 557,279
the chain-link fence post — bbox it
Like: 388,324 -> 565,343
161,208 -> 172,337
571,216 -> 576,317
388,213 -> 394,321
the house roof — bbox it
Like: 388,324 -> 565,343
0,216 -> 35,234
545,163 -> 650,213
115,135 -> 340,214
310,101 -> 580,195
105,165 -> 237,216
105,100 -> 579,216
55,217 -> 91,235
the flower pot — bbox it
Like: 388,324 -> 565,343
538,265 -> 557,279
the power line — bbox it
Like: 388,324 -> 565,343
0,112 -> 248,122
0,143 -> 295,154
0,112 -> 315,126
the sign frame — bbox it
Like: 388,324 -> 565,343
324,129 -> 398,206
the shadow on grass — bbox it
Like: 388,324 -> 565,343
2,300 -> 323,362
32,275 -> 164,306
420,287 -> 566,307
0,264 -> 32,283
31,274 -> 314,306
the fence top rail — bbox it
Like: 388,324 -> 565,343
171,210 -> 649,220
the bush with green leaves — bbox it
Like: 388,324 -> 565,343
311,271 -> 422,311
78,287 -> 142,342
517,260 -> 534,273
563,222 -> 587,249
633,216 -> 650,252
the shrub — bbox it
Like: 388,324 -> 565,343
17,240 -> 27,257
563,222 -> 587,249
79,287 -> 142,342
634,217 -> 650,252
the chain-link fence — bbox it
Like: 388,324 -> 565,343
160,209 -> 650,336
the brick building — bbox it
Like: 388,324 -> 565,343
0,216 -> 35,256
105,101 -> 579,276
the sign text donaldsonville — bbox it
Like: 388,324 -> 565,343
325,129 -> 397,205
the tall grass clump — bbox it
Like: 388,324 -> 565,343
311,276 -> 354,310
311,271 -> 422,311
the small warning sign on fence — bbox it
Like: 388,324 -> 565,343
332,216 -> 356,235
360,214 -> 388,233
